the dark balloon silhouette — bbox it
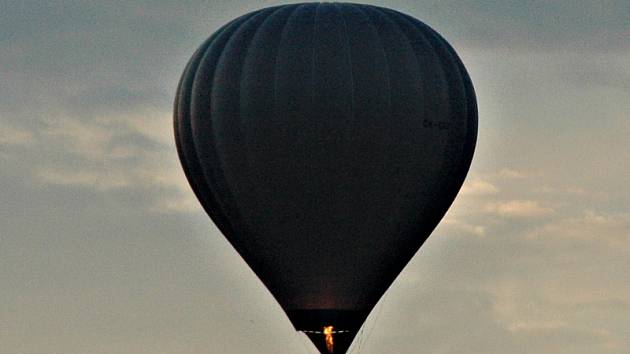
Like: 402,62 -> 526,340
174,3 -> 477,353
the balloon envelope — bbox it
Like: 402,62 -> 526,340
174,3 -> 477,353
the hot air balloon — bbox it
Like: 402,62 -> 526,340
174,3 -> 477,353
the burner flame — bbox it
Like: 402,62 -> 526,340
323,326 -> 334,353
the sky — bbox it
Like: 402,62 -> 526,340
1,1 -> 629,353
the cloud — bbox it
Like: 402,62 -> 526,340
438,0 -> 630,53
498,168 -> 525,179
433,207 -> 630,352
537,185 -> 590,196
441,217 -> 487,237
484,200 -> 555,219
561,51 -> 630,92
446,198 -> 630,348
0,124 -> 34,146
36,168 -> 131,190
43,116 -> 116,160
459,178 -> 498,196
41,108 -> 172,159
483,273 -> 626,352
149,191 -> 200,214
17,107 -> 194,213
526,210 -> 630,249
507,320 -> 568,332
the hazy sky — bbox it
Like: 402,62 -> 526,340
2,1 -> 629,353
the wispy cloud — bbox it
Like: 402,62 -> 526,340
526,210 -> 630,249
497,168 -> 525,179
36,168 -> 131,190
441,217 -> 487,237
20,108 -> 195,213
460,178 -> 499,196
0,124 -> 34,146
485,200 -> 555,219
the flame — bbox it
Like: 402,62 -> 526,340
323,326 -> 334,353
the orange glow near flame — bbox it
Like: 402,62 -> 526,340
323,326 -> 334,353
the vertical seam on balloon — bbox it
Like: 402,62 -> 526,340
334,3 -> 356,122
385,12 -> 454,180
382,9 -> 456,197
230,8 -> 294,243
369,6 -> 424,116
397,12 -> 469,167
460,60 -> 478,167
175,54 -> 201,206
273,4 -> 306,122
230,5 -> 298,257
435,36 -> 476,175
240,5 -> 293,131
192,10 -> 267,242
173,56 -> 190,167
177,26 -> 225,166
189,22 -> 243,233
210,10 -> 268,141
213,8 -> 282,243
418,17 -> 468,123
311,3 -> 322,110
212,8 -> 280,122
392,11 -> 459,124
232,6 -> 292,259
191,15 -> 257,155
356,5 -> 392,117
389,11 -> 475,219
180,21 -> 244,236
437,38 -> 478,172
345,7 -> 401,308
178,24 -> 230,167
354,7 -> 452,296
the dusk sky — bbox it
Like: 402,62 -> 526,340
2,1 -> 629,353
